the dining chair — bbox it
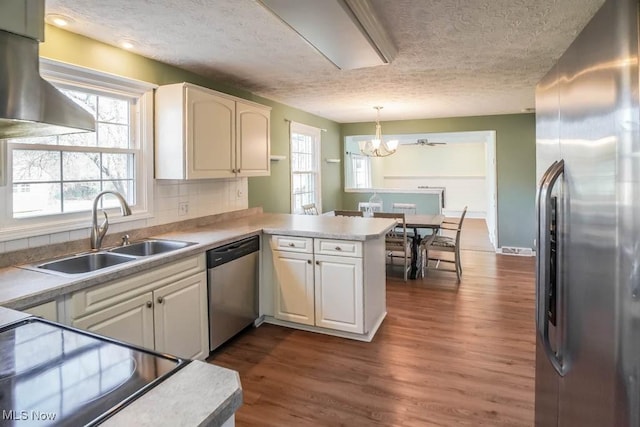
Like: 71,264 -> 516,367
358,202 -> 383,213
302,203 -> 318,215
373,212 -> 411,281
334,210 -> 363,217
392,203 -> 417,215
420,206 -> 467,283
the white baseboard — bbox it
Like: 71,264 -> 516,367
497,246 -> 535,256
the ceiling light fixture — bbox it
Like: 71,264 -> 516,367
359,106 -> 398,157
45,14 -> 73,27
258,0 -> 396,70
120,39 -> 136,50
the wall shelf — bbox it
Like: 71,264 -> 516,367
270,155 -> 287,161
325,158 -> 341,163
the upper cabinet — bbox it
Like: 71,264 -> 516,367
155,82 -> 271,180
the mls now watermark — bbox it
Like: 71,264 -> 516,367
2,410 -> 57,422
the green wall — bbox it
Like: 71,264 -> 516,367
341,114 -> 536,249
250,109 -> 341,213
39,25 -> 343,214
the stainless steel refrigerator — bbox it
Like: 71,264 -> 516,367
535,0 -> 640,425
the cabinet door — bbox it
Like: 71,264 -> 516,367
23,300 -> 57,322
186,86 -> 236,179
72,292 -> 155,349
272,250 -> 315,325
314,254 -> 364,333
154,272 -> 209,360
236,102 -> 270,176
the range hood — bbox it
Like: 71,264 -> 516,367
0,1 -> 95,139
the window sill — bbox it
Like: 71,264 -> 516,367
0,211 -> 154,244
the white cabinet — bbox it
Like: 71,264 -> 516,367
236,101 -> 270,176
71,255 -> 209,360
273,251 -> 314,326
73,292 -> 155,349
154,273 -> 209,360
314,254 -> 363,334
156,82 -> 270,180
22,300 -> 58,322
271,236 -> 365,334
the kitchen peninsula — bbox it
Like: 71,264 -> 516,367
0,210 -> 396,424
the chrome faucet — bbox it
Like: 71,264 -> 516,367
90,191 -> 132,250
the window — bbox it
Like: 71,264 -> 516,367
11,89 -> 135,217
0,60 -> 156,240
290,122 -> 321,214
349,153 -> 371,188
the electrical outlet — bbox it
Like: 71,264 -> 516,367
178,202 -> 189,216
236,188 -> 243,198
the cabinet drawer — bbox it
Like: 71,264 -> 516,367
271,235 -> 313,253
314,239 -> 362,258
71,254 -> 205,319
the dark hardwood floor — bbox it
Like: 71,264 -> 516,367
208,246 -> 536,426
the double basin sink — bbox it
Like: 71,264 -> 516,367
31,239 -> 196,276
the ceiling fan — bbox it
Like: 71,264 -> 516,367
415,138 -> 447,146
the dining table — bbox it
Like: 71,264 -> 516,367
404,214 -> 445,279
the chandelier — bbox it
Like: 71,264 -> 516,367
358,106 -> 399,157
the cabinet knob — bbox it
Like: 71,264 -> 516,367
288,243 -> 295,247
316,260 -> 320,265
157,296 -> 164,304
146,301 -> 152,308
335,246 -> 342,251
307,259 -> 312,264
238,169 -> 241,173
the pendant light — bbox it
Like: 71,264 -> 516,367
358,106 -> 398,157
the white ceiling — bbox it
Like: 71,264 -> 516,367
45,0 -> 605,123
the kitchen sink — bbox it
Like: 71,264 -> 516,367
108,239 -> 195,257
37,252 -> 136,275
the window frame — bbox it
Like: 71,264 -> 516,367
0,59 -> 157,242
289,121 -> 322,214
348,152 -> 372,188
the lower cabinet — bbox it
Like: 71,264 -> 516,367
22,300 -> 58,322
272,238 -> 364,334
153,273 -> 208,359
272,251 -> 314,326
71,255 -> 209,360
314,254 -> 363,334
73,292 -> 155,349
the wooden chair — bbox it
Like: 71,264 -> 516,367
358,202 -> 382,213
302,203 -> 318,215
334,210 -> 363,217
392,203 -> 417,215
373,212 -> 411,281
420,206 -> 467,283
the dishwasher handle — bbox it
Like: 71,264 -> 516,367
207,236 -> 260,268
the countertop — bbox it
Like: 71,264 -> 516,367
0,212 -> 395,310
0,306 -> 241,427
0,212 -> 393,426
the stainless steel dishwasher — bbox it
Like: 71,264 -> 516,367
207,235 -> 260,351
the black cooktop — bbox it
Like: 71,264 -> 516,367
0,318 -> 187,426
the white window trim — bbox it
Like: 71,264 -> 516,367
290,121 -> 322,214
0,60 -> 157,242
348,152 -> 372,188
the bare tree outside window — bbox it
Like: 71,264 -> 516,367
9,89 -> 136,218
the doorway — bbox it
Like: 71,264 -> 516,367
344,130 -> 498,248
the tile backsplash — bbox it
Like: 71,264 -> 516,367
0,178 -> 248,255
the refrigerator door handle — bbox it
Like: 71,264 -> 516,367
536,159 -> 566,376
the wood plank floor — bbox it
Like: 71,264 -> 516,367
208,249 -> 536,426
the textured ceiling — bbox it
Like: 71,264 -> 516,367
45,0 -> 605,123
